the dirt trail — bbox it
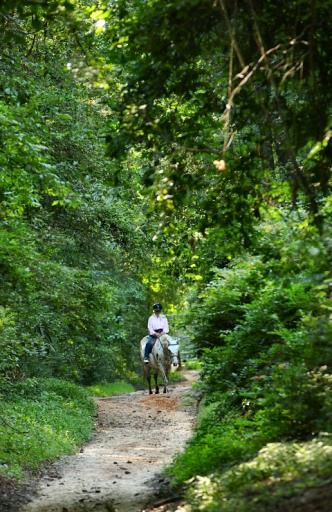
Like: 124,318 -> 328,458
21,372 -> 198,512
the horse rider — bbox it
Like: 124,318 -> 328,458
144,303 -> 169,363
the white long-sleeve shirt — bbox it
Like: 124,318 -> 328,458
148,313 -> 169,336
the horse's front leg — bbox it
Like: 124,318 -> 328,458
163,365 -> 171,393
153,371 -> 159,394
148,376 -> 153,395
145,367 -> 153,395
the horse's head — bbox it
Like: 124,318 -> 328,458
167,338 -> 180,367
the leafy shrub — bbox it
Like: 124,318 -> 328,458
168,408 -> 265,484
183,437 -> 332,512
171,208 -> 332,499
256,363 -> 332,439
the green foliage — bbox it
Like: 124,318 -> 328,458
0,2 -> 151,387
170,204 -> 332,507
0,378 -> 96,478
184,360 -> 202,371
87,380 -> 135,397
102,0 -> 332,281
0,2 -> 331,509
182,437 -> 332,512
0,100 -> 73,217
169,408 -> 263,485
168,370 -> 186,383
184,207 -> 332,431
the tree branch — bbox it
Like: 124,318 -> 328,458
219,0 -> 246,69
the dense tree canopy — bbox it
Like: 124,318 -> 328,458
0,0 -> 331,509
0,0 -> 155,385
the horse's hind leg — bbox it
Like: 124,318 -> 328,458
153,371 -> 159,394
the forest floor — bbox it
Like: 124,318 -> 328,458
13,370 -> 198,512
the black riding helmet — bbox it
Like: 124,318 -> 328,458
152,303 -> 162,312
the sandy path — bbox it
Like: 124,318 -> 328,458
22,373 -> 197,512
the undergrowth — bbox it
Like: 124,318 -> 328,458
181,436 -> 332,512
87,380 -> 135,396
168,206 -> 332,511
169,370 -> 186,383
184,360 -> 202,370
0,378 -> 96,479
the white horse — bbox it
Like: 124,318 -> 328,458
140,334 -> 180,394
